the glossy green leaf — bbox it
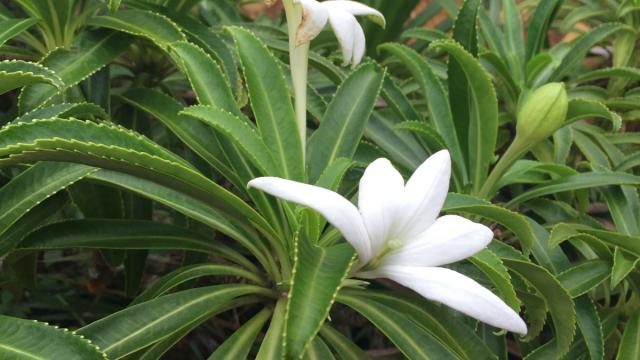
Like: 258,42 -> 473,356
256,299 -> 286,360
13,102 -> 108,123
285,239 -> 354,358
378,43 -> 466,182
18,30 -> 131,113
0,18 -> 38,47
509,172 -> 640,205
338,292 -> 459,359
88,10 -> 185,47
228,26 -> 303,181
503,259 -> 576,358
181,105 -> 279,177
78,284 -> 270,359
430,39 -> 499,193
307,62 -> 384,181
347,289 -> 495,360
168,40 -> 239,116
17,219 -> 252,268
557,260 -> 610,297
0,60 -> 62,95
566,98 -> 622,131
0,315 -> 106,360
319,325 -> 370,360
617,314 -> 640,360
524,0 -> 561,61
550,23 -> 625,81
443,193 -> 535,254
208,308 -> 272,360
142,266 -> 262,305
0,162 -> 96,251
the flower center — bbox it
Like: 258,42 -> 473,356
362,238 -> 403,271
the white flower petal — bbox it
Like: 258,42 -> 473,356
248,177 -> 372,262
358,158 -> 404,258
327,10 -> 359,66
381,215 -> 493,267
365,265 -> 527,335
351,21 -> 366,66
322,0 -> 386,27
394,150 -> 451,242
294,0 -> 329,45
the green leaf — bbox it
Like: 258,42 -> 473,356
448,0 -> 480,158
0,118 -> 267,229
575,295 -> 604,360
501,0 -> 525,82
181,105 -> 279,177
566,98 -> 622,131
470,249 -> 521,310
168,40 -> 239,116
86,169 -> 275,277
285,239 -> 355,358
13,102 -> 108,123
0,60 -> 62,95
556,260 -> 610,297
616,314 -> 640,360
443,193 -> 535,254
307,62 -> 384,181
119,88 -> 242,189
337,292 -> 459,359
378,43 -> 466,183
503,259 -> 576,358
0,192 -> 67,257
227,26 -> 304,181
18,29 -> 131,113
133,264 -> 265,306
572,66 -> 640,84
347,289 -> 495,360
17,219 -> 252,268
77,284 -> 269,359
319,325 -> 370,360
0,18 -> 38,47
0,162 -> 96,252
208,308 -> 272,360
302,337 -> 334,360
256,299 -> 286,360
87,9 -> 185,47
0,315 -> 107,359
550,23 -> 625,81
429,39 -> 499,194
524,0 -> 561,61
509,172 -> 640,205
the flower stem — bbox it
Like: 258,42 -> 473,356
282,0 -> 309,158
478,137 -> 530,200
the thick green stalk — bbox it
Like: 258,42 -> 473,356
282,0 -> 309,157
478,137 -> 529,200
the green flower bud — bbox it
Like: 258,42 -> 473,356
516,82 -> 568,142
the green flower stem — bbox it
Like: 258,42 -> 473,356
283,0 -> 309,158
478,137 -> 530,200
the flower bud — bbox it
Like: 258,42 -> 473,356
516,82 -> 568,142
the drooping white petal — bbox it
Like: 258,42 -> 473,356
393,150 -> 451,242
322,0 -> 386,27
327,9 -> 359,66
364,265 -> 528,335
248,177 -> 372,262
351,21 -> 366,65
358,158 -> 404,258
294,0 -> 330,45
380,215 -> 493,267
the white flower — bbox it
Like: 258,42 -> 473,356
293,0 -> 385,66
248,150 -> 528,334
